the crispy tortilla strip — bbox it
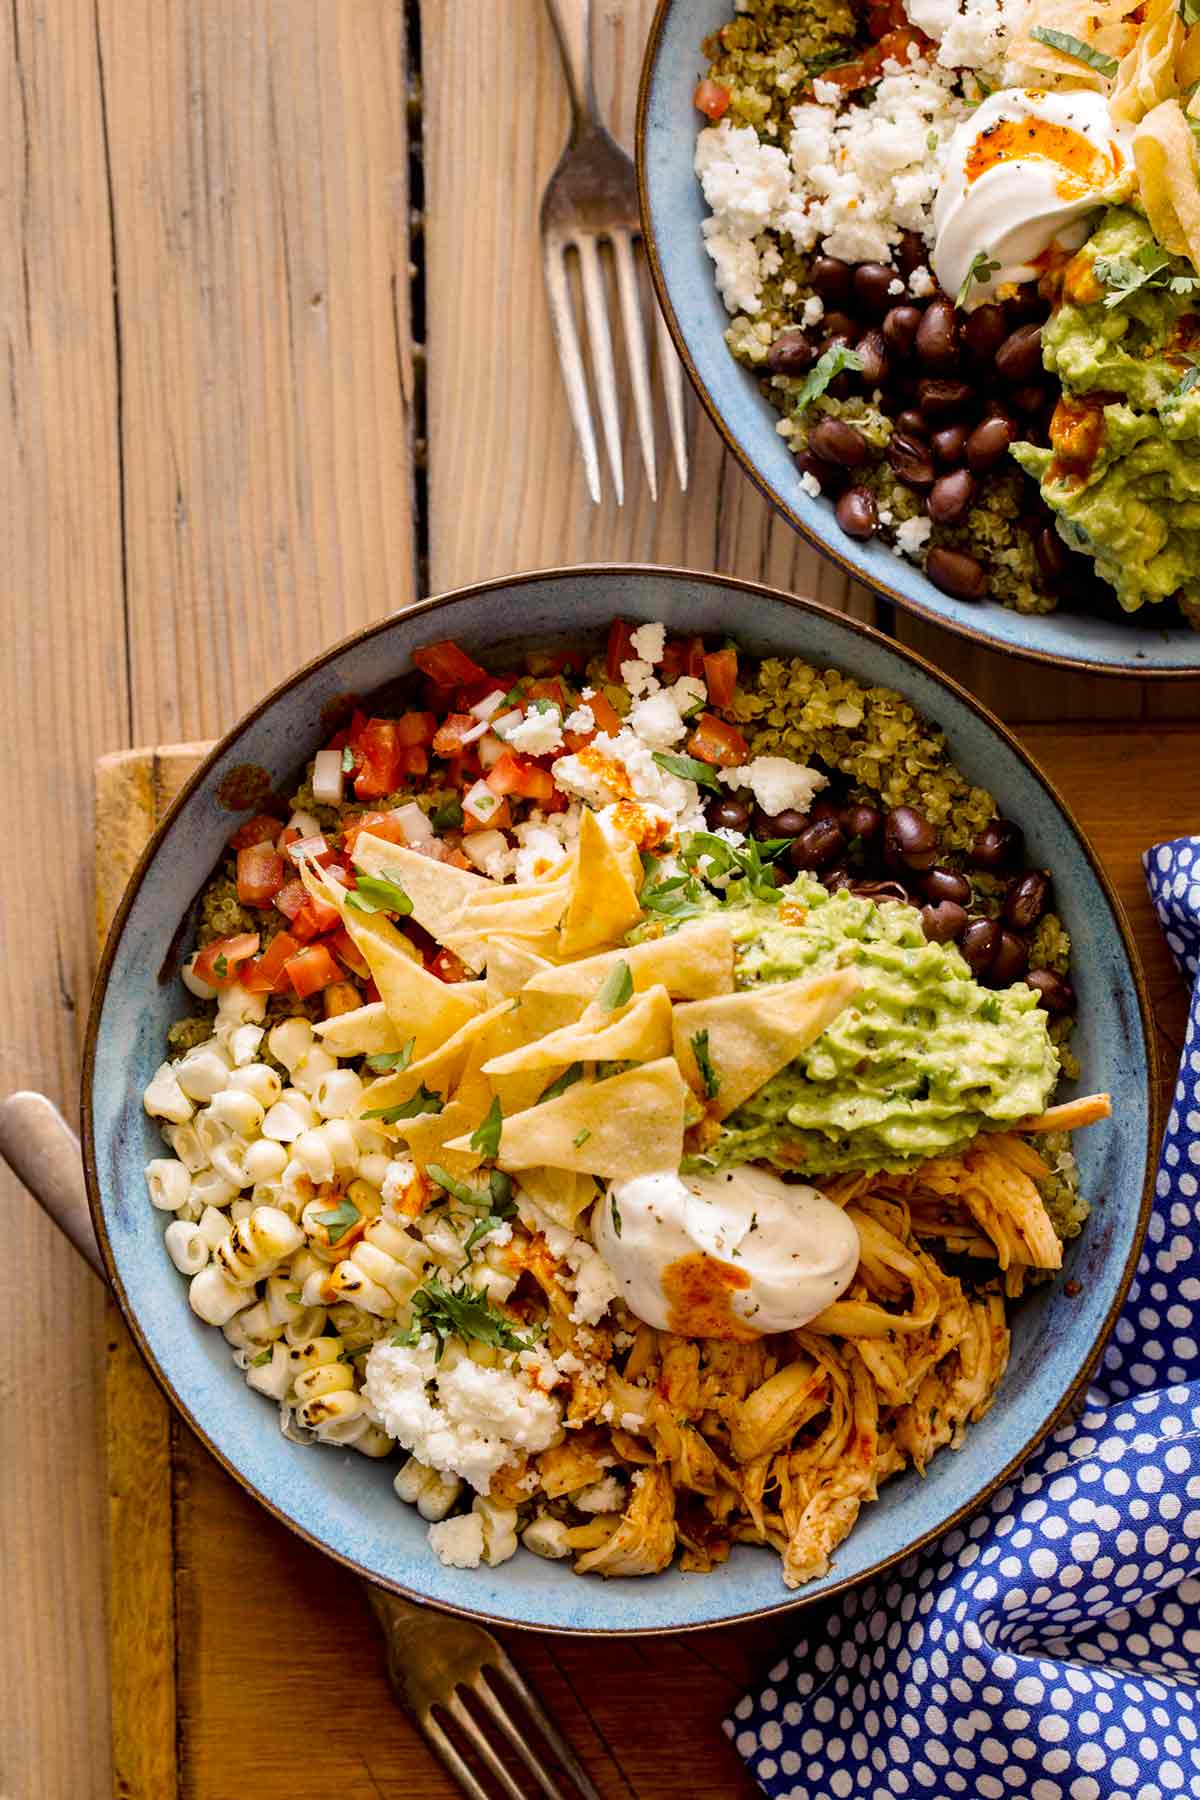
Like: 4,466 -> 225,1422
517,1166 -> 598,1230
1009,0 -> 1140,89
349,832 -> 492,970
1020,1092 -> 1112,1132
455,1001 -> 548,1117
1134,99 -> 1200,269
673,968 -> 860,1120
482,984 -> 674,1075
447,1058 -> 689,1180
1179,21 -> 1200,89
351,1002 -> 511,1120
484,936 -> 555,1002
1111,0 -> 1183,123
556,808 -> 643,958
525,917 -> 736,1011
395,1098 -> 485,1181
314,1001 -> 407,1057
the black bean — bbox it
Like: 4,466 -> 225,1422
883,305 -> 922,355
1006,282 -> 1047,326
855,329 -> 889,387
789,818 -> 847,871
888,431 -> 935,489
927,468 -> 976,526
965,415 -> 1014,474
921,900 -> 968,943
1010,382 -> 1049,416
823,866 -> 856,894
809,797 -> 843,824
1035,525 -> 1070,583
841,801 -> 883,845
796,449 -> 847,499
896,409 -> 928,440
915,299 -> 959,372
766,330 -> 817,376
960,916 -> 1000,974
922,866 -> 972,906
896,232 -> 926,279
987,929 -> 1030,987
969,817 -> 1024,872
961,302 -> 1007,364
809,417 -> 871,470
931,424 -> 969,466
755,807 -> 808,839
1026,968 -> 1076,1014
884,805 -> 938,872
854,263 -> 898,316
1004,869 -> 1050,931
917,378 -> 975,420
706,794 -> 752,833
853,879 -> 911,904
811,257 -> 853,305
821,310 -> 862,346
836,485 -> 879,540
927,546 -> 986,601
994,322 -> 1043,384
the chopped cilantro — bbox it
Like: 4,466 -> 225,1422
1028,26 -> 1118,74
346,869 -> 414,916
469,1095 -> 503,1159
573,1128 -> 591,1147
690,1029 -> 720,1101
794,344 -> 864,413
361,1083 -> 444,1122
365,1039 -> 416,1074
341,745 -> 356,774
610,1194 -> 622,1238
284,1291 -> 303,1305
431,797 -> 463,833
313,1196 -> 361,1245
212,953 -> 228,979
652,750 -> 722,792
539,1061 -> 584,1103
594,958 -> 633,1010
957,250 -> 1001,310
250,1347 -> 273,1367
1093,242 -> 1199,309
426,1163 -> 478,1205
390,1275 -> 541,1359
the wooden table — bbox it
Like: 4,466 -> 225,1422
3,5 -> 1197,1797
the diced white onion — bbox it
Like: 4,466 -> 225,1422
469,689 -> 507,721
311,749 -> 344,807
388,802 -> 433,845
477,735 -> 505,770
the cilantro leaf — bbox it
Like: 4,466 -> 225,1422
1028,26 -> 1118,74
652,750 -> 722,792
431,797 -> 464,833
610,1194 -> 622,1238
284,1291 -> 303,1305
679,830 -> 784,905
957,250 -> 1001,309
1174,356 -> 1200,397
392,1274 -> 541,1359
314,1196 -> 361,1245
346,869 -> 414,916
427,1162 -> 479,1204
640,873 -> 708,921
1182,0 -> 1200,26
573,1128 -> 591,1147
341,745 -> 356,774
794,344 -> 863,413
361,1083 -> 445,1122
365,1039 -> 415,1074
594,959 -> 633,1010
489,1170 -> 515,1214
539,1062 -> 584,1103
250,1347 -> 273,1367
1095,242 -> 1200,310
690,1029 -> 720,1101
212,953 -> 228,979
469,1095 -> 503,1159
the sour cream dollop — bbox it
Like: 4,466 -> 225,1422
593,1167 -> 860,1340
933,89 -> 1132,308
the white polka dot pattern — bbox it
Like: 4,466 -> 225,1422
725,836 -> 1200,1800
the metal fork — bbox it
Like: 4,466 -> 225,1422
540,0 -> 688,504
0,1092 -> 603,1800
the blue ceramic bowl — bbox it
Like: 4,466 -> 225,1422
637,1 -> 1200,677
84,567 -> 1154,1633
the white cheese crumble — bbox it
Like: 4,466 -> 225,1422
619,657 -> 658,699
364,1334 -> 562,1495
552,728 -> 708,839
799,469 -> 823,500
628,688 -> 687,750
630,622 -> 666,664
564,703 -> 595,734
720,755 -> 828,818
428,1512 -> 485,1569
574,1474 -> 625,1515
909,264 -> 937,297
503,707 -> 564,756
517,1193 -> 620,1327
895,515 -> 934,557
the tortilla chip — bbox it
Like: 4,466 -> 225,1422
447,1058 -> 688,1180
484,936 -> 555,1002
1135,98 -> 1200,270
673,968 -> 860,1119
556,808 -> 643,958
352,1002 -> 511,1120
396,1099 -> 486,1180
454,1000 -> 549,1116
525,917 -> 736,1010
314,1002 -> 407,1057
482,984 -> 674,1075
517,1167 -> 598,1230
350,833 -> 492,969
1111,0 -> 1182,123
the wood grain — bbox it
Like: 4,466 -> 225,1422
99,726 -> 1193,1799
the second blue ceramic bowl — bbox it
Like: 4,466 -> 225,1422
84,567 -> 1154,1632
637,0 -> 1200,677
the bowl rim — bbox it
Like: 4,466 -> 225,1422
82,562 -> 1158,1635
634,0 -> 1199,682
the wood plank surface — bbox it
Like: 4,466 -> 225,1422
96,723 -> 1193,1800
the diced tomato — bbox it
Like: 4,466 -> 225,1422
541,788 -> 569,816
323,981 -> 363,1018
275,879 -> 341,942
686,636 -> 707,680
276,825 -> 302,855
228,814 -> 282,851
813,27 -> 925,94
688,712 -> 749,768
340,811 -> 407,856
236,842 -> 285,907
605,618 -> 635,681
432,712 -> 481,756
561,730 -> 592,754
363,977 -> 382,1004
524,678 -> 568,711
704,648 -> 738,711
399,746 -> 428,779
396,710 -> 437,747
352,717 -> 404,799
284,943 -> 343,999
462,794 -> 512,833
192,932 -> 260,990
328,926 -> 371,980
239,931 -> 302,994
427,947 -> 470,984
486,750 -> 555,803
866,0 -> 909,35
412,639 -> 490,690
693,77 -> 731,119
589,692 -> 622,736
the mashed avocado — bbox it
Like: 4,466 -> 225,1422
695,880 -> 1059,1177
1011,207 -> 1200,623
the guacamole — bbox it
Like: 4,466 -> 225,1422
1011,207 -> 1200,623
694,880 -> 1059,1177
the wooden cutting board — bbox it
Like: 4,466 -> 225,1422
96,729 -> 1195,1800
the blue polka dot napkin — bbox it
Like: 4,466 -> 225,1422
727,836 -> 1200,1800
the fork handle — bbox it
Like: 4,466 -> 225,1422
543,0 -> 598,128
